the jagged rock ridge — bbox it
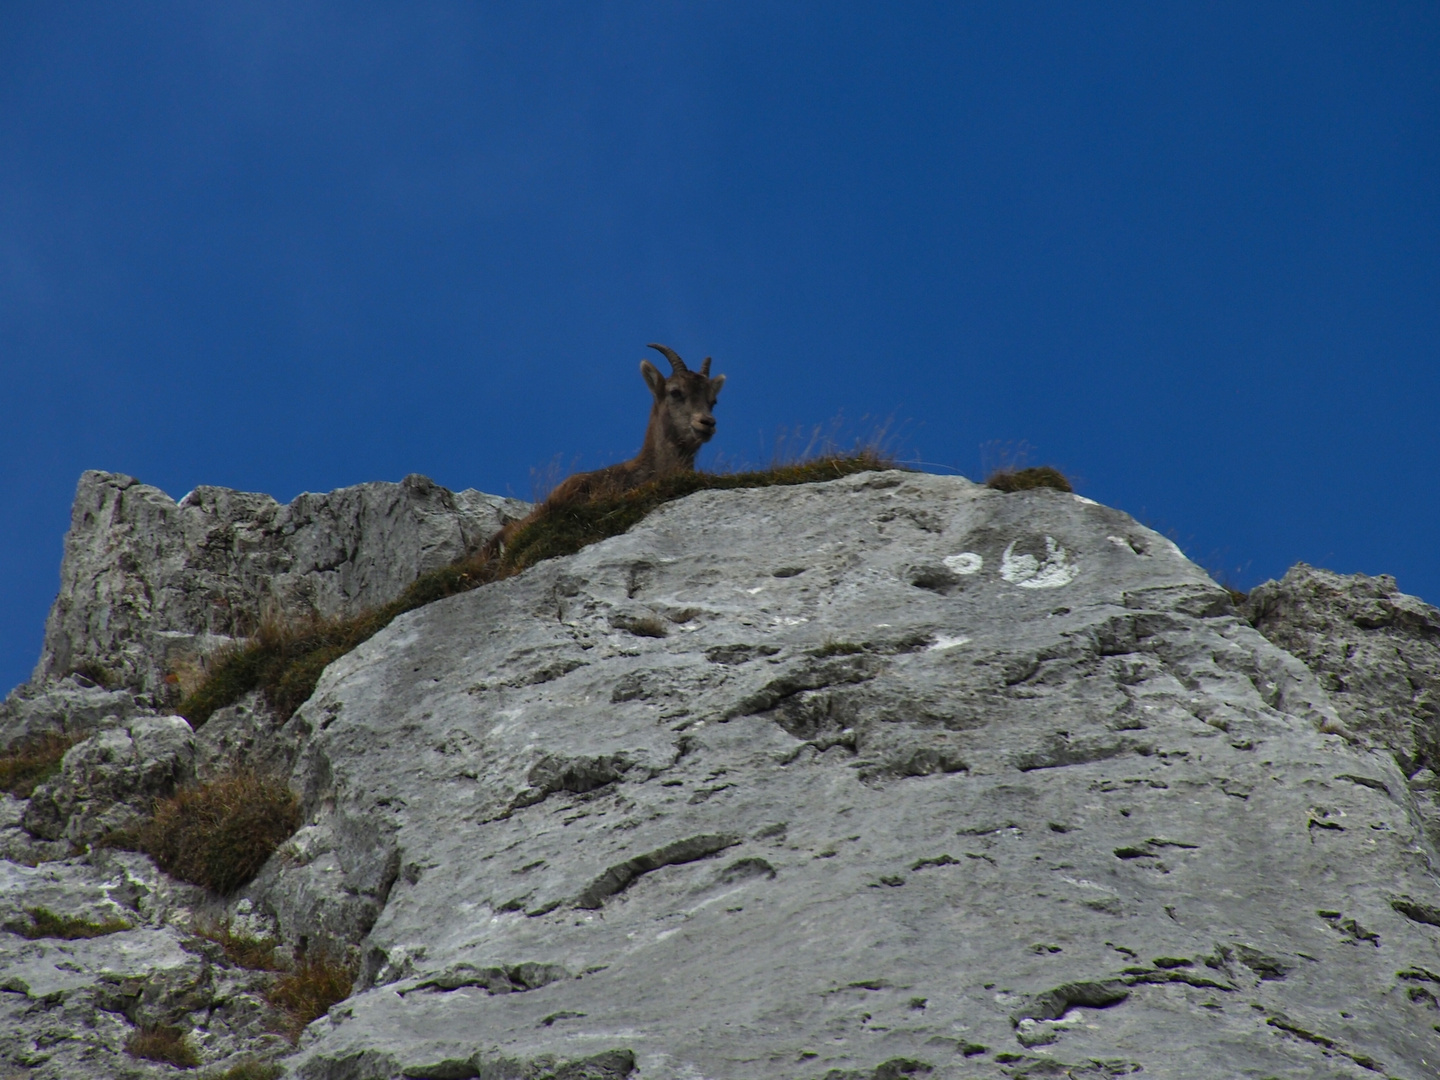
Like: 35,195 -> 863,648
2,469 -> 1439,1079
27,469 -> 528,704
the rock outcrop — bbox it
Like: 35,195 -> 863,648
3,469 -> 1439,1079
27,469 -> 529,704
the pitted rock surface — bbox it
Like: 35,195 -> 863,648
0,850 -> 287,1078
4,469 -> 1440,1078
21,714 -> 195,845
1246,563 -> 1440,850
24,469 -> 529,701
254,471 -> 1439,1079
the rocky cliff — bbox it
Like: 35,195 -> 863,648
2,469 -> 1439,1079
25,470 -> 529,704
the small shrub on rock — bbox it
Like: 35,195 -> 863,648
70,662 -> 119,689
126,1023 -> 201,1068
137,771 -> 301,894
204,1060 -> 283,1080
268,953 -> 356,1041
0,732 -> 79,798
5,905 -> 132,939
812,641 -> 867,657
192,917 -> 284,971
986,466 -> 1073,493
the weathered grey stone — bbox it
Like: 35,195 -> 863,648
21,714 -> 195,845
194,691 -> 303,782
247,471 -> 1437,1079
1246,563 -> 1440,856
1246,562 -> 1440,761
0,852 -> 286,1079
24,470 -> 529,699
0,673 -> 140,747
6,468 -> 1440,1078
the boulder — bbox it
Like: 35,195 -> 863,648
22,714 -> 195,845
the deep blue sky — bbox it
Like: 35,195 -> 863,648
3,3 -> 1437,695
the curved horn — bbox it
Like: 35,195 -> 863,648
699,356 -> 712,376
647,343 -> 687,373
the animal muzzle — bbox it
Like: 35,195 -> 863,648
692,415 -> 717,441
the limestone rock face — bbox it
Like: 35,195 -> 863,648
0,850 -> 288,1076
1246,562 -> 1440,771
4,469 -> 1440,1079
29,470 -> 529,700
0,674 -> 139,747
255,471 -> 1435,1080
21,714 -> 195,845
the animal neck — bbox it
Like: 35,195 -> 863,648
632,403 -> 698,481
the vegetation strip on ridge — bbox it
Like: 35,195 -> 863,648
179,452 -> 895,727
5,905 -> 132,940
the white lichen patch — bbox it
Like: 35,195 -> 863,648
929,635 -> 971,652
1107,535 -> 1147,555
943,552 -> 983,575
1000,537 -> 1078,589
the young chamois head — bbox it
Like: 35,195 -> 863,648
640,344 -> 726,464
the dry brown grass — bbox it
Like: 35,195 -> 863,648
70,662 -> 119,689
179,451 -> 897,729
205,1062 -> 283,1080
191,917 -> 284,971
268,953 -> 356,1042
126,1023 -> 201,1068
132,771 -> 301,895
985,465 -> 1073,493
0,731 -> 79,798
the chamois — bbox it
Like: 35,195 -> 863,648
483,344 -> 726,557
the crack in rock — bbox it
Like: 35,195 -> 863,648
574,834 -> 740,909
403,961 -> 571,996
1010,979 -> 1130,1024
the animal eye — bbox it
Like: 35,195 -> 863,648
669,388 -> 683,400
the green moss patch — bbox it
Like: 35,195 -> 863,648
811,641 -> 867,657
5,905 -> 132,940
985,465 -> 1073,493
180,451 -> 895,728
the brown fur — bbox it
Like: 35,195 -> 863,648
482,344 -> 726,557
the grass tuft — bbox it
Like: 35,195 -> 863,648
985,465 -> 1073,493
268,952 -> 356,1042
811,642 -> 867,657
5,905 -> 132,939
179,451 -> 896,728
70,662 -> 119,689
126,1023 -> 201,1069
191,917 -> 284,971
205,1063 -> 283,1080
128,771 -> 302,895
0,731 -> 79,798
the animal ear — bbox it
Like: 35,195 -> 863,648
708,374 -> 726,399
640,359 -> 667,398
